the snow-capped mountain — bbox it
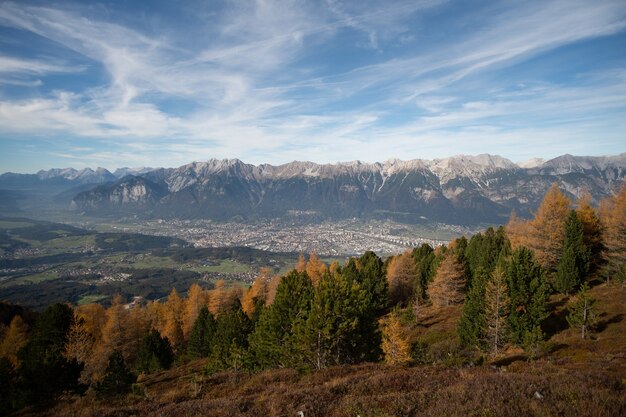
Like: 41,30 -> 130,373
2,153 -> 624,225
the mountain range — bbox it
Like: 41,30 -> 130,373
1,153 -> 624,225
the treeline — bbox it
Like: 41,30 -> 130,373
0,183 -> 624,414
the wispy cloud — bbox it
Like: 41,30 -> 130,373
0,0 -> 625,172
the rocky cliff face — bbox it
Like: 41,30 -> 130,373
66,153 -> 626,225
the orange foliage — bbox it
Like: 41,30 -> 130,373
306,252 -> 327,286
429,253 -> 465,308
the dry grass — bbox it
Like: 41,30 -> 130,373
13,283 -> 626,417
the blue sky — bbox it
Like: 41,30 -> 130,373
0,0 -> 625,172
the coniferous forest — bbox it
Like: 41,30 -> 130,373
1,183 -> 625,416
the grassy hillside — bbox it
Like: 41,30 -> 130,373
21,282 -> 626,417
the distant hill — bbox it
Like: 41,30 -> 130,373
2,153 -> 625,225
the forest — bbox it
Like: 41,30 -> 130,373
0,183 -> 624,416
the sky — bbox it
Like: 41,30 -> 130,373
0,0 -> 625,173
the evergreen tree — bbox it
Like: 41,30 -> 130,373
17,303 -> 84,404
556,210 -> 590,293
247,270 -> 313,369
96,350 -> 136,397
505,248 -> 549,348
556,247 -> 580,294
209,299 -> 252,371
135,329 -> 174,373
357,251 -> 388,314
0,357 -> 17,415
412,244 -> 436,302
457,267 -> 488,349
567,283 -> 597,339
187,307 -> 216,359
295,270 -> 375,369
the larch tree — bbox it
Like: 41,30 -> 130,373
381,313 -> 412,366
576,190 -> 604,272
506,210 -> 532,251
306,252 -> 327,287
162,288 -> 184,352
429,253 -> 466,308
0,315 -> 29,367
598,182 -> 626,283
387,250 -> 417,307
209,279 -> 228,316
483,264 -> 510,356
242,267 -> 272,317
64,316 -> 94,369
183,283 -> 208,339
527,183 -> 571,272
295,252 -> 307,272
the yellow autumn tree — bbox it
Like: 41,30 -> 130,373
429,253 -> 465,308
387,250 -> 417,306
0,315 -> 29,367
506,210 -> 532,250
242,267 -> 272,316
295,252 -> 307,272
527,183 -> 571,271
329,260 -> 341,274
576,190 -> 604,271
163,288 -> 184,350
265,274 -> 282,306
599,182 -> 626,282
306,252 -> 327,287
381,314 -> 412,366
183,283 -> 208,339
209,279 -> 228,316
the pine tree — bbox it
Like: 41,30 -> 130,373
96,350 -> 136,397
187,307 -> 216,359
0,357 -> 17,415
209,299 -> 252,371
429,253 -> 466,308
381,313 -> 412,366
412,243 -> 435,303
294,270 -> 373,369
556,247 -> 580,294
505,247 -> 549,348
17,303 -> 84,403
357,251 -> 388,314
247,270 -> 313,369
457,267 -> 488,349
135,329 -> 174,373
483,264 -> 510,356
556,210 -> 590,293
567,283 -> 597,339
0,315 -> 29,367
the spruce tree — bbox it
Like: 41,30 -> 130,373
187,307 -> 216,359
556,247 -> 579,294
96,350 -> 136,397
505,247 -> 549,348
412,244 -> 435,302
357,251 -> 388,314
135,329 -> 174,373
567,283 -> 597,339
